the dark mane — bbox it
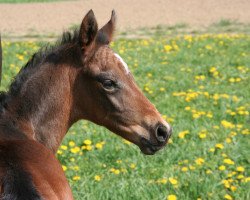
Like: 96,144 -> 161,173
0,29 -> 82,113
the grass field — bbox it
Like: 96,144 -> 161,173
1,31 -> 249,200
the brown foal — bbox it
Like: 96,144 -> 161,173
0,10 -> 172,199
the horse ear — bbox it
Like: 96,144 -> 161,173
79,10 -> 98,50
96,10 -> 116,45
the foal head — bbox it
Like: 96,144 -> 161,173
72,10 -> 172,155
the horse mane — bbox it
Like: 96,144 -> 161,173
0,29 -> 82,113
0,34 -> 2,85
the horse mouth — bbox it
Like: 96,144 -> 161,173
140,138 -> 165,155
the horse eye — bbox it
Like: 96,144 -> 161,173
102,79 -> 116,91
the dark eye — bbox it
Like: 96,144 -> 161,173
102,79 -> 116,91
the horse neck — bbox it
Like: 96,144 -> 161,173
1,64 -> 77,153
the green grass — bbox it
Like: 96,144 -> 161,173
1,32 -> 250,200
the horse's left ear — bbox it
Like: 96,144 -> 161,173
79,10 -> 98,50
96,10 -> 116,45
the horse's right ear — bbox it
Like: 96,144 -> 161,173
79,10 -> 98,50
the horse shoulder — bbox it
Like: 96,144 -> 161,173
0,140 -> 73,200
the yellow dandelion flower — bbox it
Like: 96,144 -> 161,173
164,45 -> 173,52
94,175 -> 101,181
70,146 -> 80,154
57,150 -> 62,155
189,165 -> 196,170
230,185 -> 237,192
237,174 -> 244,179
178,130 -> 189,139
83,139 -> 92,145
169,177 -> 178,185
185,106 -> 191,111
60,145 -> 68,150
158,178 -> 167,184
226,138 -> 232,143
223,159 -> 235,165
72,176 -> 81,181
181,167 -> 188,172
73,166 -> 79,171
62,165 -> 67,171
218,165 -> 226,171
95,143 -> 103,149
222,180 -> 230,188
224,194 -> 233,200
195,158 -> 205,165
215,143 -> 224,149
130,163 -> 136,169
199,133 -> 206,139
243,177 -> 250,183
241,129 -> 249,135
205,45 -> 212,50
69,141 -> 75,147
160,87 -> 165,92
236,166 -> 245,172
221,120 -> 235,129
167,194 -> 177,200
85,145 -> 92,151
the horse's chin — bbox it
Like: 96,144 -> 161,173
139,138 -> 165,155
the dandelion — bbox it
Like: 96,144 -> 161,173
164,45 -> 173,52
57,150 -> 62,155
62,165 -> 67,171
69,141 -> 75,147
60,145 -> 68,150
223,159 -> 235,165
160,87 -> 165,92
236,166 -> 245,172
218,165 -> 226,171
181,167 -> 188,172
199,132 -> 206,139
224,194 -> 233,200
178,130 -> 189,139
70,146 -> 80,154
157,178 -> 167,184
195,75 -> 206,81
221,120 -> 235,129
83,139 -> 92,145
215,143 -> 224,149
222,180 -> 230,188
94,175 -> 101,181
72,176 -> 81,181
95,142 -> 104,149
185,106 -> 191,111
237,174 -> 244,179
226,138 -> 232,143
85,145 -> 92,151
195,158 -> 205,165
130,163 -> 136,169
205,45 -> 212,50
230,185 -> 237,192
123,139 -> 131,144
169,177 -> 178,185
167,194 -> 177,200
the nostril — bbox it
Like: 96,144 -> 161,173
156,125 -> 169,143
